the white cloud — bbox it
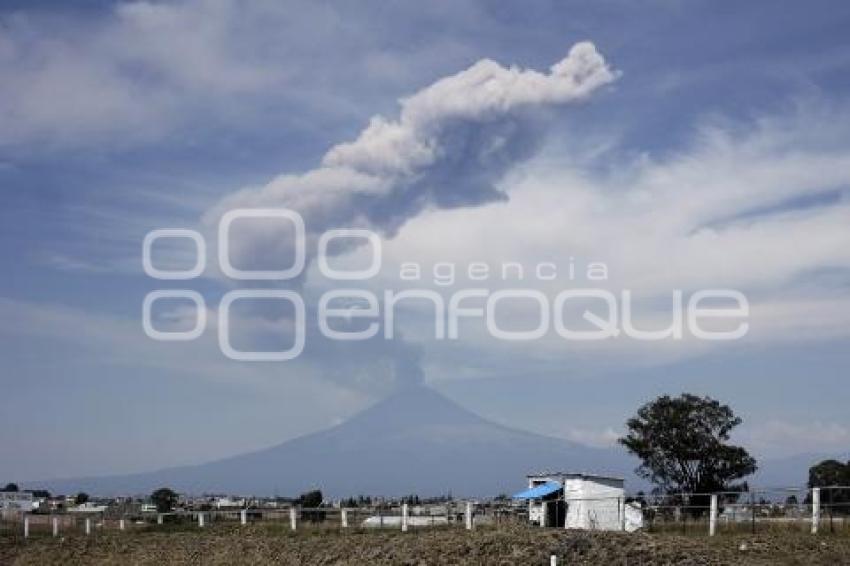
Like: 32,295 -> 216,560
382,104 -> 850,294
739,420 -> 850,459
0,0 -> 473,149
561,426 -> 621,448
363,101 -> 850,375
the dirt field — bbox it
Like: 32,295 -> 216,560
2,524 -> 850,565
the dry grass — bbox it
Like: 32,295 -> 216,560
2,523 -> 850,565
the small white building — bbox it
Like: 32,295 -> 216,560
69,502 -> 108,513
214,496 -> 245,509
513,472 -> 642,532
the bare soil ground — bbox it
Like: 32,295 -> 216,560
2,524 -> 850,565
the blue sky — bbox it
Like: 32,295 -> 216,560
2,0 -> 850,481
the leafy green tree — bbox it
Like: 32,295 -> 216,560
297,489 -> 325,522
298,489 -> 323,508
150,487 -> 179,513
808,459 -> 850,487
619,394 -> 757,508
75,492 -> 90,505
808,459 -> 850,513
2,483 -> 19,492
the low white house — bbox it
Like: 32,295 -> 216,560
215,496 -> 245,509
513,472 -> 642,532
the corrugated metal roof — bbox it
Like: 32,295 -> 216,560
512,481 -> 562,499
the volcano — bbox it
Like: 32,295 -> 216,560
36,385 -> 636,497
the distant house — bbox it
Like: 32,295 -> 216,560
513,472 -> 642,531
214,496 -> 245,509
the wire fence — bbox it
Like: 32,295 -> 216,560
2,486 -> 849,540
639,486 -> 850,535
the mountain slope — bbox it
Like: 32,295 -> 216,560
36,385 -> 638,497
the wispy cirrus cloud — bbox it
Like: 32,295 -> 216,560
0,0 -> 492,151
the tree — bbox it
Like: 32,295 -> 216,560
297,489 -> 325,522
75,492 -> 90,505
298,489 -> 323,508
808,459 -> 850,488
150,487 -> 179,513
808,459 -> 850,513
619,394 -> 757,512
2,483 -> 19,492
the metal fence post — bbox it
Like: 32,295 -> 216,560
23,515 -> 29,539
341,508 -> 348,528
157,513 -> 163,525
198,512 -> 204,528
85,517 -> 91,535
52,516 -> 59,537
119,519 -> 125,531
290,507 -> 297,531
709,494 -> 718,536
402,503 -> 409,532
812,488 -> 820,535
750,492 -> 756,534
465,501 -> 473,530
550,555 -> 558,566
240,509 -> 247,526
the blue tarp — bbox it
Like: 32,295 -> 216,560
512,481 -> 562,499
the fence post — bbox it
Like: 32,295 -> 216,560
465,501 -> 473,530
52,516 -> 59,537
709,494 -> 718,536
341,508 -> 348,528
85,517 -> 91,535
240,509 -> 247,526
290,507 -> 297,531
620,498 -> 627,531
198,512 -> 204,528
550,555 -> 558,566
402,503 -> 409,532
811,488 -> 820,535
750,492 -> 756,534
119,519 -> 125,531
23,515 -> 29,539
157,513 -> 163,525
